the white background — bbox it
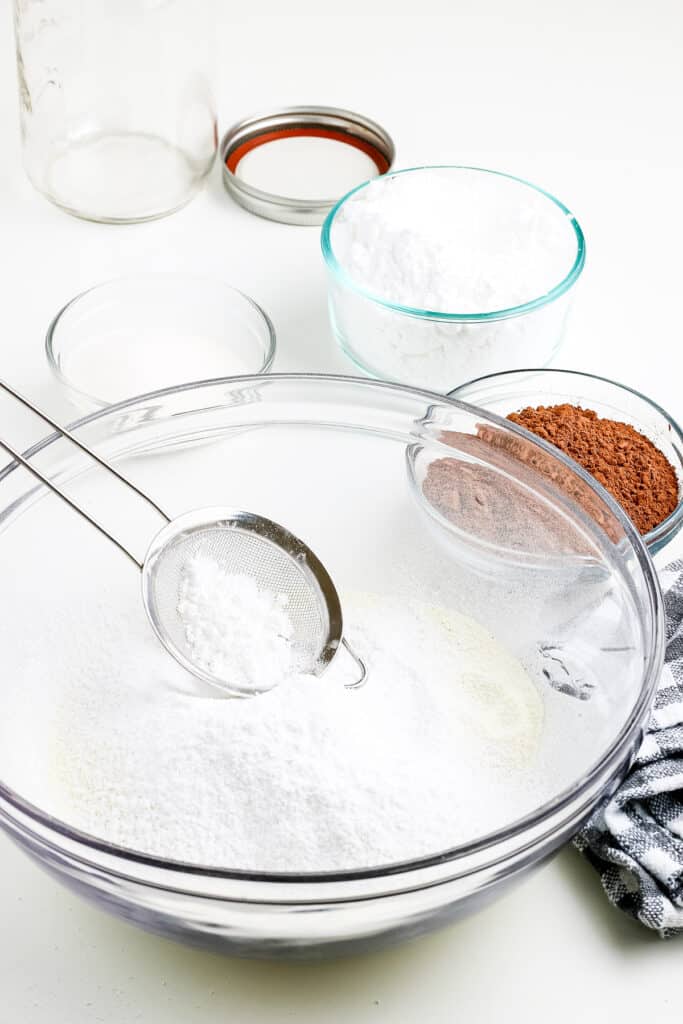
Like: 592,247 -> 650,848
1,0 -> 683,1020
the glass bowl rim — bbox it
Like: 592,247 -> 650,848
45,272 -> 277,410
449,366 -> 683,552
320,165 -> 586,322
0,372 -> 663,886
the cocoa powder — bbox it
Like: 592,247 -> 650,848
507,404 -> 679,535
421,449 -> 591,556
422,425 -> 617,556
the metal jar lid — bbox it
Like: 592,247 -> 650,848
220,105 -> 395,226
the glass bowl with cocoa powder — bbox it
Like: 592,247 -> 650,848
450,369 -> 683,555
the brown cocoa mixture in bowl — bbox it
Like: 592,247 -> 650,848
421,424 -> 623,557
507,404 -> 679,535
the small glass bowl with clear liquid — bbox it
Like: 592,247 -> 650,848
46,274 -> 276,410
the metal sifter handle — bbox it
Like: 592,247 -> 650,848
340,638 -> 367,689
0,378 -> 171,568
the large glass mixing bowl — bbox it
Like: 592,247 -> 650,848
0,375 -> 663,959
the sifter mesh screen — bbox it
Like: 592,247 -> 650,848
141,511 -> 343,695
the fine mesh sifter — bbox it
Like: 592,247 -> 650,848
0,380 -> 366,697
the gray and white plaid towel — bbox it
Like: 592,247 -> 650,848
575,559 -> 683,937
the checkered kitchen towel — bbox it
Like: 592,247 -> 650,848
575,560 -> 683,937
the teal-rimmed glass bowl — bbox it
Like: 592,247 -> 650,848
450,368 -> 683,555
321,166 -> 585,393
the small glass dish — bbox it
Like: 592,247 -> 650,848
46,274 -> 276,410
450,368 -> 683,555
321,166 -> 585,393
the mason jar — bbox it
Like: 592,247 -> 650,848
13,0 -> 217,223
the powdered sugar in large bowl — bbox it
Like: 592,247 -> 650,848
0,375 -> 660,958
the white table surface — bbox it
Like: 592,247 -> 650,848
1,0 -> 682,1019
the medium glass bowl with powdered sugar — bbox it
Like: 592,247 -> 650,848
0,375 -> 662,958
321,166 -> 585,393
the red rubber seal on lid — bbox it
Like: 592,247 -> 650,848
225,126 -> 392,176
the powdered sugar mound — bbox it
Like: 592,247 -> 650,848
40,592 -> 544,872
177,557 -> 296,692
331,168 -> 577,313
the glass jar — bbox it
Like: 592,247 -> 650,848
13,0 -> 217,223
